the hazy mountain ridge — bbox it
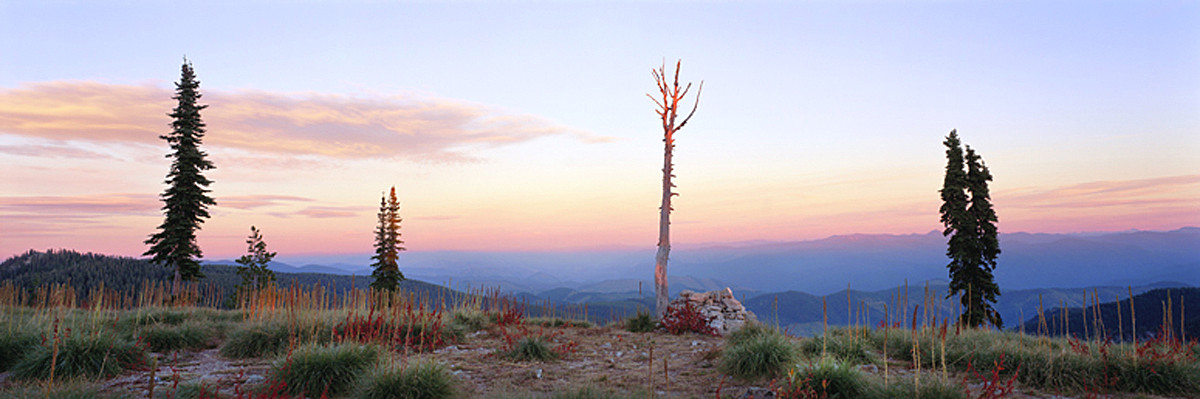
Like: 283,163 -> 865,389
1017,287 -> 1200,341
260,228 -> 1198,296
739,280 -> 1194,335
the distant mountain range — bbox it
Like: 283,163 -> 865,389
1017,287 -> 1200,341
239,227 -> 1199,297
3,249 -> 1195,337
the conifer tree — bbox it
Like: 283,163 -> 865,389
939,130 -> 1002,328
370,187 -> 405,291
235,226 -> 276,292
144,59 -> 216,296
964,146 -> 1002,327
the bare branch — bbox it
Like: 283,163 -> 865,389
676,80 -> 703,131
645,93 -> 665,110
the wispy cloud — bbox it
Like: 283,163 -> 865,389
1000,174 -> 1200,209
0,143 -> 115,159
0,81 -> 609,161
0,194 -> 160,240
219,194 -> 315,210
1,193 -> 160,216
294,206 -> 367,219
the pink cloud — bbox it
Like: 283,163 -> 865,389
218,194 -> 315,210
0,143 -> 114,159
999,174 -> 1200,209
1,193 -> 160,216
265,205 -> 370,219
0,81 -> 609,161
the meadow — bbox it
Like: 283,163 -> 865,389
0,281 -> 1197,399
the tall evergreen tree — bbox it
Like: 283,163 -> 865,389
370,187 -> 405,291
939,129 -> 1002,328
964,146 -> 1002,327
144,59 -> 216,296
235,226 -> 277,292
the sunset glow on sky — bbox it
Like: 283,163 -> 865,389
2,1 -> 1198,261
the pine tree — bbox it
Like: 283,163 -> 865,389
235,226 -> 276,292
939,130 -> 1002,328
965,146 -> 1002,327
370,187 -> 405,291
144,59 -> 216,296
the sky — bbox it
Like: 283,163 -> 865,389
1,1 -> 1198,262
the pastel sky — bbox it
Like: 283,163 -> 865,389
2,1 -> 1198,262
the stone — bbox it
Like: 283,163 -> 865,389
668,287 -> 757,336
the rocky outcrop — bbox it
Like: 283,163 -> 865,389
671,288 -> 756,336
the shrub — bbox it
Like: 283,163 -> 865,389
0,328 -> 39,371
660,302 -> 717,336
269,343 -> 381,398
719,326 -> 797,382
10,332 -> 147,380
625,310 -> 657,333
358,361 -> 457,399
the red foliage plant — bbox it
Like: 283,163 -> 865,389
660,301 -> 718,336
333,305 -> 449,352
963,353 -> 1020,399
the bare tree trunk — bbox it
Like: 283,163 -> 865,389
655,130 -> 674,318
648,60 -> 701,318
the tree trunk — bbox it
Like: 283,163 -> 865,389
656,131 -> 674,318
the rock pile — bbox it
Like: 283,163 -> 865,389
670,288 -> 756,336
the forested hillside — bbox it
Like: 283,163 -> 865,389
0,249 -> 452,307
1020,287 -> 1200,341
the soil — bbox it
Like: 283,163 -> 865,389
14,324 -> 1191,399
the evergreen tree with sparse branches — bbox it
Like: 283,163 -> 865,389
940,130 -> 1002,328
370,187 -> 405,291
144,59 -> 216,296
236,226 -> 276,292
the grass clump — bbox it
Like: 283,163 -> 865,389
781,358 -> 867,399
490,386 -> 643,399
142,322 -> 215,352
155,382 -> 222,399
0,328 -> 39,371
624,310 -> 656,333
358,360 -> 457,399
502,337 -> 560,362
863,373 -> 966,399
219,321 -> 290,359
801,333 -> 880,366
270,342 -> 382,398
0,379 -> 133,399
719,323 -> 798,382
449,308 -> 492,333
10,332 -> 147,380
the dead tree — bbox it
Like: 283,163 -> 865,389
648,60 -> 702,318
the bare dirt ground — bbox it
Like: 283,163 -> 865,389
44,324 -> 1187,398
